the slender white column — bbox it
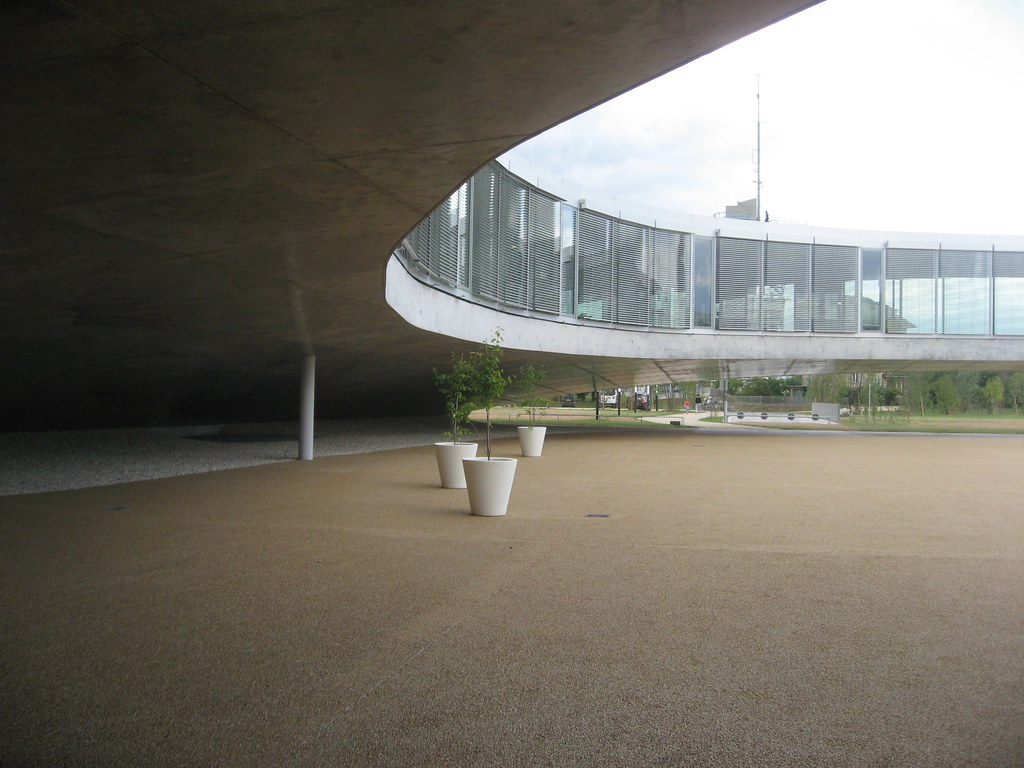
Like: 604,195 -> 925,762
299,354 -> 315,460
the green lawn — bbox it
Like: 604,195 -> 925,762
471,407 -> 676,429
835,412 -> 1024,434
716,411 -> 1024,434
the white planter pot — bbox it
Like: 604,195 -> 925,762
434,441 -> 478,488
517,425 -> 547,457
462,457 -> 518,517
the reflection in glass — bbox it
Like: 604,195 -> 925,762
886,249 -> 936,334
560,204 -> 576,316
693,236 -> 714,328
994,252 -> 1024,334
939,250 -> 989,334
861,248 -> 881,331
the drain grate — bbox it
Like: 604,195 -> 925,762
584,513 -> 610,518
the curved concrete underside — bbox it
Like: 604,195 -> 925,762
4,0 -> 846,429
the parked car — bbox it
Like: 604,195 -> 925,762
635,394 -> 650,411
560,394 -> 576,407
601,393 -> 618,406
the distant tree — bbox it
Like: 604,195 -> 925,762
466,329 -> 510,460
1005,372 -> 1024,415
730,377 -> 789,397
934,375 -> 961,415
955,372 -> 984,411
980,376 -> 1005,414
879,384 -> 901,406
807,374 -> 846,404
515,362 -> 546,428
903,372 -> 935,416
434,353 -> 475,443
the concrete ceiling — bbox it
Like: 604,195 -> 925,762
1,0 -> 822,429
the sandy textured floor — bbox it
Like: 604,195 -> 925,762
2,427 -> 1022,766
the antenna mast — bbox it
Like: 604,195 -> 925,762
755,74 -> 762,222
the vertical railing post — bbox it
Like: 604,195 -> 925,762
990,245 -> 996,336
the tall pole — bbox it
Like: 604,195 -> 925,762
755,74 -> 762,222
299,354 -> 315,460
723,374 -> 729,421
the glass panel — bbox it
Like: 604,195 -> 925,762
861,248 -> 882,331
651,230 -> 689,329
692,236 -> 714,328
994,251 -> 1024,334
765,241 -> 811,331
716,237 -> 762,330
469,165 -> 499,299
527,191 -> 560,314
812,244 -> 858,332
885,249 -> 936,334
405,204 -> 432,277
615,220 -> 649,325
560,205 -> 576,316
497,175 -> 528,308
939,250 -> 989,334
454,185 -> 469,288
577,210 -> 614,322
431,192 -> 459,285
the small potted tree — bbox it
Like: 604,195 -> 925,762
516,362 -> 547,457
433,353 -> 478,489
462,330 -> 517,516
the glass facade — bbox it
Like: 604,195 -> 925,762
398,161 -> 1024,338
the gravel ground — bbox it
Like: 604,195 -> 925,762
0,417 -> 522,497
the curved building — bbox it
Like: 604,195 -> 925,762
4,0 -> 1021,427
388,159 -> 1024,396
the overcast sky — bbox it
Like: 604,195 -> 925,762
503,0 -> 1024,236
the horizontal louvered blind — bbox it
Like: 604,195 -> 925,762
994,251 -> 1024,278
404,207 -> 432,277
886,248 -> 936,334
939,249 -> 989,278
436,189 -> 463,288
469,166 -> 499,300
994,251 -> 1024,334
765,241 -> 811,331
528,191 -> 561,314
812,244 -> 858,332
577,209 -> 614,322
717,238 -> 763,330
497,174 -> 528,308
651,230 -> 689,329
939,250 -> 989,334
887,248 -> 936,279
615,220 -> 650,325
